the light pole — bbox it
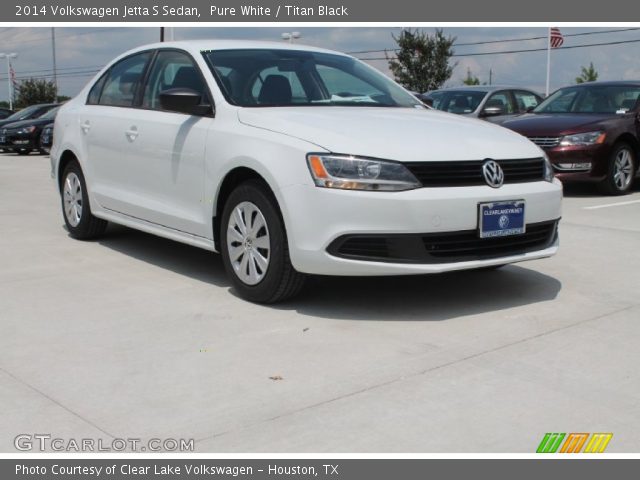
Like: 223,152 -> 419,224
0,53 -> 17,110
281,32 -> 301,44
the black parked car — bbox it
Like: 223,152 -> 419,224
0,103 -> 58,129
39,123 -> 54,155
0,106 -> 59,155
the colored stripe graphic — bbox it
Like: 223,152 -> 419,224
560,433 -> 590,453
536,433 -> 565,453
584,433 -> 613,453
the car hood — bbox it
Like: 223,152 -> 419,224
1,117 -> 52,130
237,107 -> 542,162
501,113 -> 615,136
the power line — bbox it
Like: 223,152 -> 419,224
346,27 -> 640,55
357,37 -> 640,61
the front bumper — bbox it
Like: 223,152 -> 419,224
280,179 -> 562,276
0,133 -> 38,151
547,144 -> 609,183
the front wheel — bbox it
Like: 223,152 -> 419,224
61,160 -> 108,239
600,143 -> 636,195
220,180 -> 305,303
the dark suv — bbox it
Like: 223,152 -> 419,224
502,81 -> 640,195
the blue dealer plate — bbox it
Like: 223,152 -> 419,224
479,200 -> 525,238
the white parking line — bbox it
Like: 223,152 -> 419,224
584,199 -> 640,210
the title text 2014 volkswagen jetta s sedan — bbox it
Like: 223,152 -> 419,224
51,41 -> 562,303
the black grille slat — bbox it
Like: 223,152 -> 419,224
406,158 -> 545,187
328,221 -> 558,264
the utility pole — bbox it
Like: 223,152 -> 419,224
489,69 -> 493,85
51,27 -> 58,99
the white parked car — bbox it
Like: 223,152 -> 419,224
51,41 -> 562,303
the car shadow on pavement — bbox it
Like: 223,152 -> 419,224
562,182 -> 640,197
96,224 -> 229,287
95,225 -> 561,322
275,266 -> 562,321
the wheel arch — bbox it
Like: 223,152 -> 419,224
613,132 -> 640,170
57,149 -> 81,193
212,166 -> 283,251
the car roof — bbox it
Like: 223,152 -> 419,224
120,40 -> 347,58
426,85 -> 540,95
559,80 -> 640,87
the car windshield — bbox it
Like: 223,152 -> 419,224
534,85 -> 640,114
202,49 -> 422,108
4,105 -> 44,121
39,107 -> 59,120
427,90 -> 487,113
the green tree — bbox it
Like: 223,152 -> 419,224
576,63 -> 598,84
0,100 -> 9,109
387,29 -> 456,93
462,68 -> 480,85
56,95 -> 71,103
15,78 -> 57,108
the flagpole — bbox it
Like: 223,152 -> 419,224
545,27 -> 551,97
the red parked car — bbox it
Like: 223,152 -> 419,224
502,81 -> 640,195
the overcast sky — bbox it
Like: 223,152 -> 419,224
1,26 -> 639,101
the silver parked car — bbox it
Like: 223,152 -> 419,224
424,85 -> 543,124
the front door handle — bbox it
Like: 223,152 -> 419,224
125,126 -> 138,141
81,121 -> 90,134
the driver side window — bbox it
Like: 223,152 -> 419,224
142,50 -> 207,111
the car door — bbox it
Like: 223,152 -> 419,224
80,51 -> 152,214
118,49 -> 213,237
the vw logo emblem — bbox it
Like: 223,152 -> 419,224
498,214 -> 509,229
482,159 -> 504,188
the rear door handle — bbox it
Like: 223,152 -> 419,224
81,121 -> 90,133
125,126 -> 138,141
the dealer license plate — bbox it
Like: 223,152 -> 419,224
479,200 -> 525,238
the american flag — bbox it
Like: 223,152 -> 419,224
9,62 -> 17,89
550,27 -> 564,48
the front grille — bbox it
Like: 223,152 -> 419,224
528,136 -> 561,148
328,220 -> 558,264
405,158 -> 544,187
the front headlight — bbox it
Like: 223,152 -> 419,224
307,154 -> 421,191
559,131 -> 606,146
17,126 -> 36,135
543,153 -> 555,182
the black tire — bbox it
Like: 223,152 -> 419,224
220,179 -> 305,303
16,149 -> 30,155
599,142 -> 636,195
61,160 -> 108,240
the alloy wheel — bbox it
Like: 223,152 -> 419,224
613,148 -> 633,191
63,172 -> 83,227
226,201 -> 270,285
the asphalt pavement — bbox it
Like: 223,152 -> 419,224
1,152 -> 639,452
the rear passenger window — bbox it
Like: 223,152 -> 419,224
87,72 -> 108,105
98,52 -> 150,107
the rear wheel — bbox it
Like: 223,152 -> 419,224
599,142 -> 636,195
220,180 -> 305,303
61,160 -> 108,239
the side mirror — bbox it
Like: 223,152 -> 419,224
159,88 -> 213,116
480,106 -> 504,117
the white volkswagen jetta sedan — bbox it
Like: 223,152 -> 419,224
51,41 -> 562,303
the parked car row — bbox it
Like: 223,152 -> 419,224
425,81 -> 640,195
0,103 -> 58,155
